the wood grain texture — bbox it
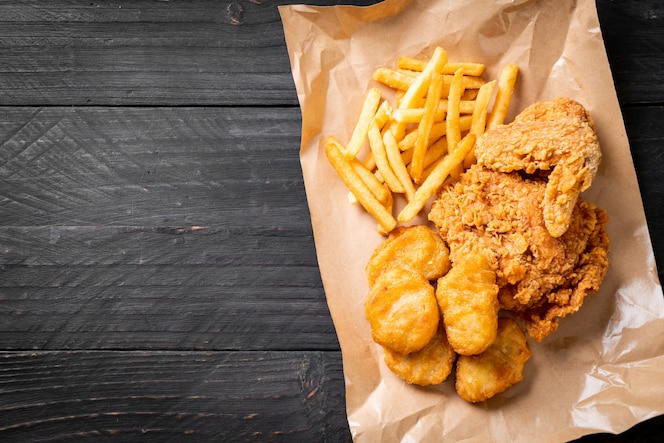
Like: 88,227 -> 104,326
0,0 -> 662,106
0,350 -> 351,442
0,0 -> 381,106
597,0 -> 664,105
0,107 -> 339,351
622,105 -> 664,282
0,0 -> 663,441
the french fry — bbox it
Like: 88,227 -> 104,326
393,100 -> 475,124
438,99 -> 476,115
487,63 -> 519,130
383,129 -> 416,201
411,71 -> 444,183
350,158 -> 391,205
400,47 -> 448,108
398,134 -> 476,223
325,48 -> 518,235
446,68 -> 465,153
373,99 -> 392,130
372,67 -> 414,91
345,88 -> 382,159
408,136 -> 449,180
324,136 -> 397,233
461,89 -> 479,100
392,108 -> 428,124
465,80 -> 497,167
421,136 -> 448,171
443,62 -> 485,77
470,80 -> 496,137
368,121 -> 405,194
398,57 -> 485,77
398,128 -> 420,152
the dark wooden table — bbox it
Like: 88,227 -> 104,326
1,1 -> 662,441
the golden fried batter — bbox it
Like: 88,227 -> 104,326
455,318 -> 531,403
366,225 -> 451,287
383,325 -> 456,386
474,97 -> 601,237
435,252 -> 499,356
364,267 -> 439,354
429,165 -> 609,341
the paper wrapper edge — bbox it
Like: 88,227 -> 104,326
280,1 -> 664,441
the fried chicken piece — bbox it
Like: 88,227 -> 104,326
455,318 -> 531,403
474,97 -> 601,237
383,324 -> 456,386
366,225 -> 451,287
365,267 -> 439,354
435,252 -> 499,355
429,166 -> 609,341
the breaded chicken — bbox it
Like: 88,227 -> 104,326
366,225 -> 451,287
365,267 -> 440,354
474,97 -> 601,237
429,166 -> 609,341
435,252 -> 499,355
455,318 -> 531,403
383,324 -> 456,386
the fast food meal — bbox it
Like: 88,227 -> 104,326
324,46 -> 519,233
324,47 -> 609,403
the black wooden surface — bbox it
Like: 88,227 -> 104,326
0,1 -> 662,441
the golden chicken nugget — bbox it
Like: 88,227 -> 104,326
383,325 -> 456,386
435,252 -> 499,356
365,267 -> 439,355
455,318 -> 531,403
366,225 -> 451,287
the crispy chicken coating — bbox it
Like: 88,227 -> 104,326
455,317 -> 531,403
366,225 -> 451,287
364,267 -> 439,354
429,165 -> 609,341
435,252 -> 499,355
474,97 -> 601,237
383,325 -> 456,386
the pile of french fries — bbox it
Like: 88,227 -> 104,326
324,46 -> 518,234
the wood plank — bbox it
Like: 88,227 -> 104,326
0,1 -> 662,106
622,105 -> 664,283
0,267 -> 337,351
0,106 -> 306,227
1,350 -> 662,442
0,0 -> 381,106
597,0 -> 664,105
0,106 -> 342,351
0,350 -> 352,442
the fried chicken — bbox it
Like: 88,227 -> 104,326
429,165 -> 609,341
383,324 -> 456,386
435,252 -> 499,356
366,225 -> 451,287
474,97 -> 601,237
455,318 -> 531,403
365,267 -> 440,354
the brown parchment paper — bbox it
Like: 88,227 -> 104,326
279,0 -> 664,441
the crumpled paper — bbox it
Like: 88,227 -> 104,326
279,0 -> 664,441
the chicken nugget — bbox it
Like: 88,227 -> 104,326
383,324 -> 456,386
455,317 -> 531,403
366,225 -> 451,287
435,252 -> 499,356
365,267 -> 439,354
